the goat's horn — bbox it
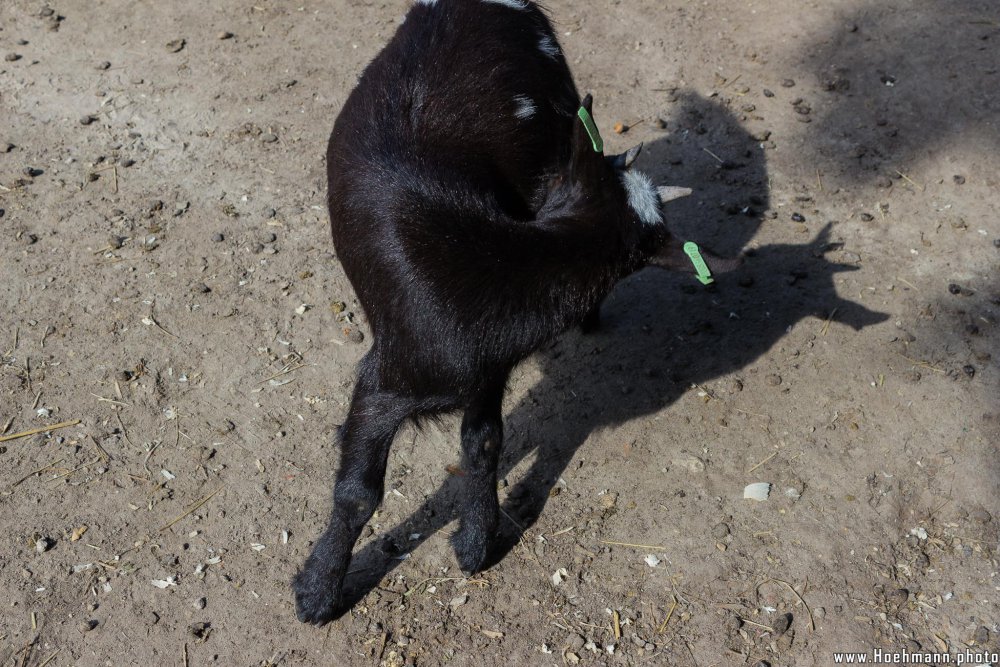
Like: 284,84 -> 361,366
657,186 -> 693,203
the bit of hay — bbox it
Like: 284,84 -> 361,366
159,487 -> 224,532
0,419 -> 81,443
657,595 -> 679,634
599,539 -> 667,551
746,452 -> 776,474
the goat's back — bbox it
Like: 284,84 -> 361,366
328,0 -> 579,225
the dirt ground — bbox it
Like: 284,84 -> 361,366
1,0 -> 998,665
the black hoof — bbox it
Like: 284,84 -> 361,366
451,524 -> 492,575
292,566 -> 343,625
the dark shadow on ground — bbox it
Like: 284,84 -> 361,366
332,91 -> 889,613
801,0 -> 998,182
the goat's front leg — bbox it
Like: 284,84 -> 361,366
451,378 -> 507,574
293,386 -> 408,624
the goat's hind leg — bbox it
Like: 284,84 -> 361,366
293,373 -> 411,624
451,378 -> 507,574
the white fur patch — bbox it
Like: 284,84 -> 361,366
620,170 -> 663,227
482,0 -> 529,9
414,0 -> 437,4
513,95 -> 536,120
538,35 -> 560,59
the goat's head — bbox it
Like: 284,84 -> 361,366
546,94 -> 742,281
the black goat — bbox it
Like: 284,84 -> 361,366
293,0 -> 739,624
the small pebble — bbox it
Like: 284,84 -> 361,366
875,175 -> 893,188
80,115 -> 96,126
860,212 -> 874,222
165,39 -> 186,53
192,283 -> 211,294
781,78 -> 795,87
902,370 -> 921,383
613,122 -> 627,134
121,158 -> 135,168
96,60 -> 111,70
762,88 -> 774,97
2,142 -> 14,153
23,167 -> 42,178
963,365 -> 975,378
993,239 -> 1000,248
724,614 -> 742,634
262,232 -> 277,244
211,232 -> 225,242
887,588 -> 908,606
261,132 -> 278,143
343,327 -> 365,344
771,613 -> 792,636
35,536 -> 54,553
79,619 -> 98,634
952,175 -> 965,185
711,522 -> 730,539
4,53 -> 22,62
217,31 -> 234,40
116,370 -> 133,382
970,508 -> 993,524
765,374 -> 782,386
193,597 -> 207,610
974,626 -> 989,645
791,212 -> 805,222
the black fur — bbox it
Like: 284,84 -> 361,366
293,0 -> 737,624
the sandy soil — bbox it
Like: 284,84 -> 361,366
1,0 -> 998,665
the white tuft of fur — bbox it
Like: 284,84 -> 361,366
482,0 -> 529,9
414,0 -> 437,5
513,95 -> 536,120
538,35 -> 560,59
620,170 -> 663,227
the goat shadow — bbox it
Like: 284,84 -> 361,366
331,91 -> 888,613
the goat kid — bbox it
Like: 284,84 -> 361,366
293,0 -> 740,624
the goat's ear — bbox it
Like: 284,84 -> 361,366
611,143 -> 643,170
649,236 -> 744,275
570,93 -> 606,182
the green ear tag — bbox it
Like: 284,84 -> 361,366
577,106 -> 603,153
683,241 -> 714,286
